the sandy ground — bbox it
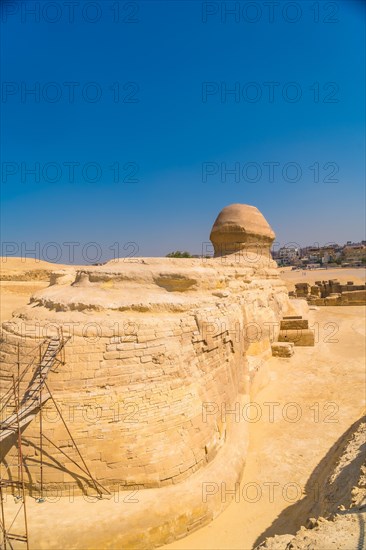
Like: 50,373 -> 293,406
0,257 -> 69,322
256,416 -> 366,549
0,281 -> 50,322
0,257 -> 69,272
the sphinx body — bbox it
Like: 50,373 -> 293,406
0,204 -> 294,493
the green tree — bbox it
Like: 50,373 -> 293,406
166,251 -> 192,258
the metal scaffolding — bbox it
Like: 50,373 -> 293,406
0,332 -> 110,549
0,374 -> 29,550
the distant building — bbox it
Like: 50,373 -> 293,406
274,240 -> 365,267
320,245 -> 342,264
278,246 -> 300,265
342,244 -> 366,264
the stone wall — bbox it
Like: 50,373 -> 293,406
1,258 -> 291,494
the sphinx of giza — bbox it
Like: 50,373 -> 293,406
0,204 -> 306,546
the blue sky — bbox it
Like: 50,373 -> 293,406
1,0 -> 365,263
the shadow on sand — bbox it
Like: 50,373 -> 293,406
254,415 -> 366,548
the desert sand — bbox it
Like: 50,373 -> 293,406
0,257 -> 72,322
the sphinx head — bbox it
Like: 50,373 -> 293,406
210,203 -> 275,258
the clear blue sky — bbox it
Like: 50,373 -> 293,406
1,0 -> 365,263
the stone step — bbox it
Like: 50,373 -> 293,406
280,319 -> 309,330
278,329 -> 315,346
282,315 -> 303,320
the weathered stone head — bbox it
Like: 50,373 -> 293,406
210,203 -> 275,257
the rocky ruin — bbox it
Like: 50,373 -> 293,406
291,279 -> 366,305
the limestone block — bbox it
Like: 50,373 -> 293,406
325,294 -> 342,305
295,283 -> 310,291
341,290 -> 366,305
271,342 -> 294,357
296,290 -> 310,298
278,329 -> 315,346
280,319 -> 309,330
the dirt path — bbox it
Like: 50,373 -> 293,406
164,306 -> 366,550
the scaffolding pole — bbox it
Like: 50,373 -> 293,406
1,332 -> 110,550
0,375 -> 30,550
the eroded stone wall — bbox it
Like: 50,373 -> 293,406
1,258 -> 291,494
